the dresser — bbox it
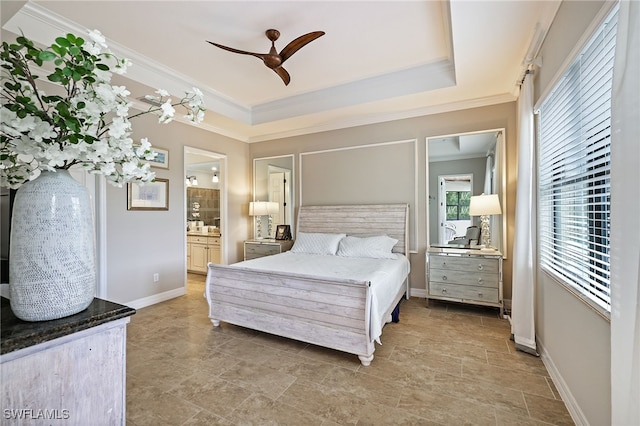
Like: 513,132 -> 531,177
244,239 -> 294,261
426,247 -> 503,312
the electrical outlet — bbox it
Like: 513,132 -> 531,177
153,273 -> 159,282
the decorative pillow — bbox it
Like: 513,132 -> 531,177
337,235 -> 399,259
290,232 -> 346,255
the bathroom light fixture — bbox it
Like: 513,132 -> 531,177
212,173 -> 219,183
186,176 -> 198,186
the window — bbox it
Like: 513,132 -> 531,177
537,4 -> 618,312
446,191 -> 470,220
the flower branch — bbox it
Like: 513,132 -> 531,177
1,29 -> 206,188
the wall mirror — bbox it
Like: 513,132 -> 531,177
426,129 -> 506,255
253,155 -> 294,238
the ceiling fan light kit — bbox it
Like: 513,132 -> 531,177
207,28 -> 325,86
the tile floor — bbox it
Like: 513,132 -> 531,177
126,274 -> 574,425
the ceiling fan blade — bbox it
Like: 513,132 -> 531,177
279,31 -> 325,63
273,67 -> 291,86
206,41 -> 266,61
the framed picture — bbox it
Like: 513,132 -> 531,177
127,178 -> 169,211
149,147 -> 169,169
275,224 -> 292,240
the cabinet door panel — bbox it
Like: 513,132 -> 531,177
190,244 -> 208,272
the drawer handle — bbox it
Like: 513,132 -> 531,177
477,264 -> 484,271
478,292 -> 483,297
478,278 -> 484,284
442,275 -> 447,281
442,288 -> 447,294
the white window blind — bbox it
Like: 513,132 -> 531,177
537,4 -> 618,312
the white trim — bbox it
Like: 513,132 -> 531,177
95,176 -> 108,299
425,128 -> 507,256
246,93 -> 516,144
538,339 -> 587,426
411,288 -> 428,299
299,139 -> 418,252
534,0 -> 619,112
184,147 -> 228,269
125,287 -> 185,310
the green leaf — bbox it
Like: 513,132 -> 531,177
38,51 -> 56,61
55,37 -> 71,47
47,73 -> 63,83
64,118 -> 79,133
69,46 -> 81,56
75,37 -> 85,47
96,64 -> 109,71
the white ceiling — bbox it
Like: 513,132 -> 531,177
1,1 -> 560,143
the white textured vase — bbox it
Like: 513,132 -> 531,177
9,170 -> 96,321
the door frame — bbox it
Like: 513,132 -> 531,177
184,146 -> 228,271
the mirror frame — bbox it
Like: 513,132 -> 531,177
253,155 -> 295,238
425,128 -> 507,256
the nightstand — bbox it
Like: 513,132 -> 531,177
426,247 -> 503,313
244,239 -> 294,261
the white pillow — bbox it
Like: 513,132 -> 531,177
290,232 -> 346,255
337,235 -> 399,259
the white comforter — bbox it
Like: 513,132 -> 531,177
231,252 -> 410,343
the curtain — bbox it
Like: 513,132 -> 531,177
610,1 -> 640,424
511,72 -> 537,355
484,154 -> 493,194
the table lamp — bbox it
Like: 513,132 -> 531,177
469,193 -> 502,250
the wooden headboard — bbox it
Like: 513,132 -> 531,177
296,204 -> 409,255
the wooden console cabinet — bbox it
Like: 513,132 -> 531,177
1,297 -> 135,424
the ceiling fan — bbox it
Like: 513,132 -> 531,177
207,29 -> 325,86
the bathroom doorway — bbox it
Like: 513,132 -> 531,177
184,147 -> 227,277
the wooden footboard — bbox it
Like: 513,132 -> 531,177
205,264 -> 378,365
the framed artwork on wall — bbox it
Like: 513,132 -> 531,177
127,178 -> 169,211
149,147 -> 169,169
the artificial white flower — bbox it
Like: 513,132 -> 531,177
1,29 -> 206,189
159,100 -> 176,124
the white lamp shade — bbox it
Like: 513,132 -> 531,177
249,201 -> 279,216
266,202 -> 279,214
469,193 -> 502,216
249,201 -> 268,216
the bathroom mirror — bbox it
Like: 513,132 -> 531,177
253,155 -> 294,238
426,129 -> 506,255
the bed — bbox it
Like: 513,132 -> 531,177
205,204 -> 410,366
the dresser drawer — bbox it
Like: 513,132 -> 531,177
245,243 -> 279,256
208,237 -> 220,246
429,255 -> 499,274
429,268 -> 499,289
429,282 -> 499,304
188,235 -> 209,244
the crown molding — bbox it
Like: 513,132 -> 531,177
245,92 -> 516,143
251,59 -> 456,125
3,2 -> 252,123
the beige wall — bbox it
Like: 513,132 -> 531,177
533,1 -> 611,425
250,102 -> 518,299
105,113 -> 250,304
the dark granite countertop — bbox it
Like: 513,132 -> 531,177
0,297 -> 135,356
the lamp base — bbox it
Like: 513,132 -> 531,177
480,215 -> 492,248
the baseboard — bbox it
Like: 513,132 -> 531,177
537,339 -> 586,426
125,286 -> 186,310
410,288 -> 427,298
